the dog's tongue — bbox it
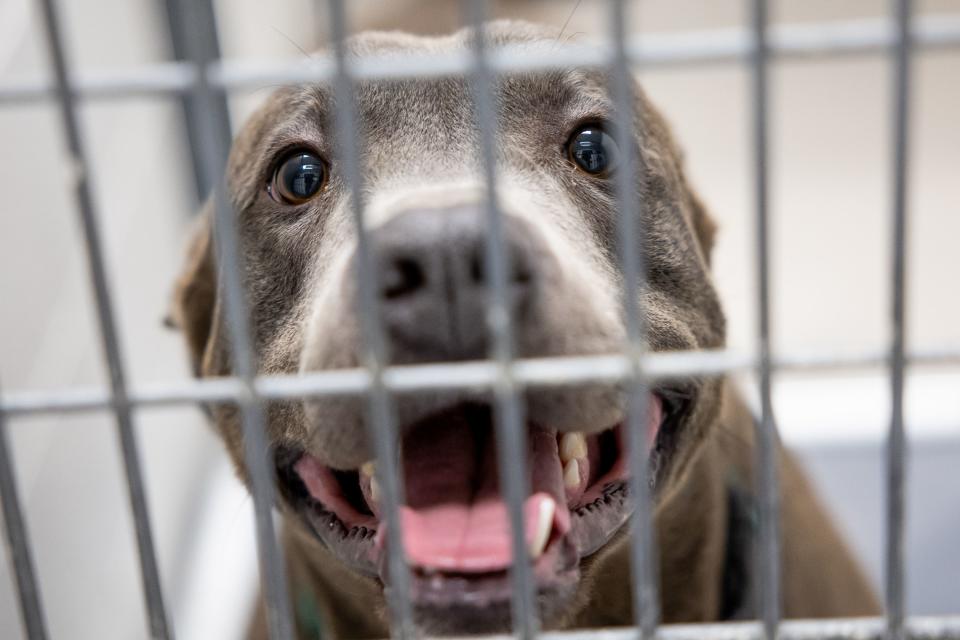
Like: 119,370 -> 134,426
387,409 -> 567,573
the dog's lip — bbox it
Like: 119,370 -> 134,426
275,390 -> 678,589
394,530 -> 582,613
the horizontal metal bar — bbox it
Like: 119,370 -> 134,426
2,346 -> 959,417
465,615 -> 960,640
2,15 -> 958,104
0,61 -> 195,103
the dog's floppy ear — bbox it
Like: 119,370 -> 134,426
170,203 -> 217,375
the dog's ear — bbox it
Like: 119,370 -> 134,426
686,186 -> 717,266
170,203 -> 217,375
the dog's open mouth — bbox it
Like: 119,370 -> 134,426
276,392 -> 666,615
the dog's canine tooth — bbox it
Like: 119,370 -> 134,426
528,496 -> 556,559
369,473 -> 381,505
563,458 -> 580,489
559,432 -> 587,463
360,461 -> 376,478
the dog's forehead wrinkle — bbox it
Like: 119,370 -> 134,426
348,75 -> 609,173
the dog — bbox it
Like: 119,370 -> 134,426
171,22 -> 880,639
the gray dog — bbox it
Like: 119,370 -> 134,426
171,22 -> 879,639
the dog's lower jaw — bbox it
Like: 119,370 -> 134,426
281,515 -> 582,638
282,514 -> 589,638
274,442 -> 716,639
277,450 -> 727,640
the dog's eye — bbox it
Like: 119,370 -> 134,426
567,126 -> 619,176
269,151 -> 327,204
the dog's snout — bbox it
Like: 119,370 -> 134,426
371,204 -> 536,361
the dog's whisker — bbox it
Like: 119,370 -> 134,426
554,0 -> 585,48
562,31 -> 587,47
270,26 -> 317,61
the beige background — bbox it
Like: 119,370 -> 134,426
0,1 -> 958,638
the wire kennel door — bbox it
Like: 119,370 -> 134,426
1,0 -> 960,639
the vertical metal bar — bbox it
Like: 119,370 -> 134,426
325,1 -> 416,637
886,2 -> 912,640
461,1 -> 538,637
749,1 -> 781,639
0,381 -> 49,640
162,0 -> 232,204
172,1 -> 294,638
35,0 -> 174,637
607,1 -> 658,637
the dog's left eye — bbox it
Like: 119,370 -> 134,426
269,151 -> 327,204
567,126 -> 620,176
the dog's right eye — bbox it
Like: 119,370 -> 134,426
269,151 -> 327,204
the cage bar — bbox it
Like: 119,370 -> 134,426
749,1 -> 781,639
886,2 -> 912,640
0,379 -> 48,640
171,1 -> 294,638
35,0 -> 174,637
462,1 -> 539,636
161,0 -> 232,203
324,0 -> 417,636
606,0 -> 659,637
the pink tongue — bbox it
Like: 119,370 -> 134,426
398,493 -> 557,572
389,410 -> 567,573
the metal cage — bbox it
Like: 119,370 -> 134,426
1,0 -> 960,639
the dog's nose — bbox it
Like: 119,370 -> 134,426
369,204 -> 536,361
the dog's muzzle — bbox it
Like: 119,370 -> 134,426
366,203 -> 540,363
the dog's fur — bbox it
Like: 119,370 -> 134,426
171,22 -> 879,639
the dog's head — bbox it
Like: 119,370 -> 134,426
172,21 -> 725,635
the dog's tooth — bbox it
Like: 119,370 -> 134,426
563,459 -> 580,489
560,432 -> 587,463
369,474 -> 381,505
360,461 -> 375,478
528,497 -> 555,559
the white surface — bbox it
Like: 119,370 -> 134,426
174,457 -> 259,640
760,370 -> 960,444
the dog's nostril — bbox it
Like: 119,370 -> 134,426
383,257 -> 425,299
469,252 -> 485,285
514,263 -> 533,285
